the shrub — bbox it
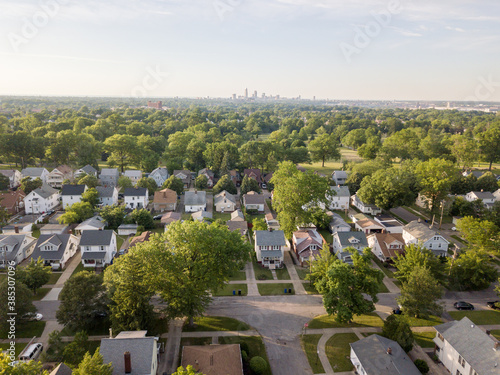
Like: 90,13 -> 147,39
239,341 -> 249,353
241,350 -> 249,363
249,356 -> 267,375
414,359 -> 429,374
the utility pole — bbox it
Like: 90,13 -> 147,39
439,200 -> 445,230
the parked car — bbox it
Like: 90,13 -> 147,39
22,312 -> 43,321
487,301 -> 500,310
392,308 -> 402,315
454,301 -> 474,310
153,214 -> 163,220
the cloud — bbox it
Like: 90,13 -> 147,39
446,26 -> 465,32
389,27 -> 423,37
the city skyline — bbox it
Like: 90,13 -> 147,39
0,0 -> 499,101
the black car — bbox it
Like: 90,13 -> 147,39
392,308 -> 402,315
454,301 -> 474,310
487,301 -> 500,310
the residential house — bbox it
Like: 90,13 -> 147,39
0,190 -> 26,215
181,344 -> 243,375
61,184 -> 87,209
402,220 -> 449,257
214,191 -> 236,212
331,170 -> 348,185
254,230 -> 287,268
80,230 -> 117,268
99,168 -> 119,187
265,213 -> 280,230
462,170 -> 485,179
118,224 -> 138,236
328,212 -> 351,234
124,170 -> 142,186
153,188 -> 177,212
433,317 -> 500,375
0,234 -> 37,267
351,194 -> 382,215
40,224 -> 68,235
124,187 -> 149,210
494,188 -> 500,201
263,172 -> 273,189
1,222 -> 33,235
0,169 -> 22,188
24,184 -> 60,214
367,233 -> 405,262
350,334 -> 421,375
198,168 -> 215,187
229,170 -> 241,186
31,233 -> 79,269
332,231 -> 368,265
326,186 -> 350,210
75,216 -> 106,234
149,167 -> 169,187
75,165 -> 98,178
173,170 -> 192,188
231,209 -> 245,221
354,218 -> 385,235
96,186 -> 119,207
100,331 -> 158,375
292,229 -> 326,266
243,168 -> 263,187
243,191 -> 265,212
465,191 -> 496,208
374,214 -> 404,234
192,210 -> 213,222
226,219 -> 248,237
21,167 -> 49,184
47,165 -> 73,188
161,212 -> 182,231
49,363 -> 73,375
351,213 -> 369,223
184,190 -> 206,212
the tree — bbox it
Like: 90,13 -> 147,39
72,350 -> 113,375
476,172 -> 499,192
309,207 -> 331,229
414,359 -> 429,374
357,167 -> 417,210
270,161 -> 330,237
448,249 -> 498,291
342,129 -> 367,150
136,177 -> 157,193
41,330 -> 64,362
58,202 -> 95,224
162,175 -> 184,195
0,353 -> 49,374
56,271 -> 108,331
393,244 -> 446,284
0,279 -> 36,334
63,331 -> 89,368
357,137 -> 381,160
77,174 -> 99,189
240,175 -> 261,195
16,257 -> 52,294
0,173 -> 9,190
141,221 -> 251,326
308,133 -> 340,167
449,135 -> 477,171
194,174 -> 208,190
477,124 -> 500,170
0,207 -> 10,225
397,266 -> 443,318
415,158 -> 457,212
382,315 -> 414,352
130,208 -> 154,230
82,188 -> 99,207
172,366 -> 204,375
252,218 -> 268,231
249,356 -> 268,375
103,134 -> 138,172
118,175 -> 133,190
212,174 -> 237,195
19,177 -> 42,195
99,205 -> 126,230
456,217 -> 499,253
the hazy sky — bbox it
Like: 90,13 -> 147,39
1,0 -> 499,100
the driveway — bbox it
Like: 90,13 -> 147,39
390,207 -> 421,223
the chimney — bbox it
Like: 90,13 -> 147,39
14,226 -> 19,234
386,347 -> 392,355
124,352 -> 132,373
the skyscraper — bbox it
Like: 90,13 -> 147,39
245,88 -> 248,98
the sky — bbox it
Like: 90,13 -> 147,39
0,0 -> 499,101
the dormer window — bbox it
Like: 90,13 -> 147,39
310,245 -> 316,250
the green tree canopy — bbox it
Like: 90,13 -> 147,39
308,133 -> 340,167
0,279 -> 36,334
81,187 -> 99,207
20,177 -> 42,195
136,177 -> 157,193
415,158 -> 457,212
103,134 -> 138,173
118,175 -> 133,190
382,315 -> 414,352
194,174 -> 208,190
0,173 -> 9,190
212,174 -> 237,195
0,353 -> 48,374
448,249 -> 498,291
456,216 -> 499,253
162,175 -> 184,195
393,244 -> 446,284
240,175 -> 261,195
99,205 -> 126,230
58,202 -> 95,224
72,350 -> 113,375
130,208 -> 154,230
16,257 -> 52,294
172,366 -> 204,375
77,174 -> 99,189
252,218 -> 268,231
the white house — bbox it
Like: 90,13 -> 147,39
265,213 -> 280,230
61,184 -> 87,209
351,194 -> 382,215
465,191 -> 496,208
332,231 -> 368,265
124,187 -> 149,210
214,191 -> 236,212
328,213 -> 351,234
292,229 -> 325,266
243,191 -> 265,212
374,214 -> 404,234
0,170 -> 22,188
254,230 -> 287,269
367,232 -> 405,262
402,220 -> 449,257
198,168 -> 215,187
0,234 -> 37,267
75,164 -> 98,178
494,188 -> 500,201
331,170 -> 348,185
184,190 -> 206,212
149,167 -> 169,187
434,317 -> 500,375
117,224 -> 138,236
47,165 -> 73,188
31,233 -> 79,270
80,230 -> 117,268
24,185 -> 60,214
124,170 -> 142,186
191,210 -> 213,222
326,186 -> 350,210
75,216 -> 106,234
21,167 -> 49,184
99,168 -> 119,187
96,186 -> 119,206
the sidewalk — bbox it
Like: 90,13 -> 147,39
244,260 -> 260,296
284,250 -> 307,295
54,251 -> 81,287
369,260 -> 400,293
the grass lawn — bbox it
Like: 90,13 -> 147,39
275,266 -> 291,280
183,316 -> 250,332
377,281 -> 390,294
0,321 -> 46,339
181,213 -> 192,220
258,283 -> 295,296
70,262 -> 85,278
301,148 -> 361,175
295,266 -> 310,281
149,317 -> 169,335
389,211 -> 408,225
213,212 -> 231,221
491,330 -> 500,340
451,235 -> 467,245
325,333 -> 358,372
61,318 -> 111,336
252,257 -> 273,280
300,334 -> 325,374
32,227 -> 41,239
45,272 -> 63,285
336,210 -> 352,223
212,283 -> 248,296
0,343 -> 27,358
32,287 -> 51,301
309,313 -> 383,329
0,273 -> 6,283
448,310 -> 500,325
116,235 -> 125,250
371,256 -> 395,278
220,336 -> 272,375
180,337 -> 213,347
228,270 -> 247,281
404,315 -> 443,327
318,229 -> 333,244
413,331 -> 436,348
303,282 -> 319,294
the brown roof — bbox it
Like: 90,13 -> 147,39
243,168 -> 262,182
226,220 -> 248,236
0,190 -> 26,210
370,233 -> 405,258
356,218 -> 384,229
129,231 -> 151,248
161,212 -> 182,224
182,344 -> 243,375
154,188 -> 177,204
243,191 -> 265,205
55,165 -> 73,174
265,213 -> 277,222
293,229 -> 325,255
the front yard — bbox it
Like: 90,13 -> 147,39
326,333 -> 358,372
300,334 -> 325,374
308,313 -> 383,329
257,283 -> 295,296
212,283 -> 248,296
0,320 -> 46,339
183,316 -> 251,332
252,255 -> 290,280
448,310 -> 500,325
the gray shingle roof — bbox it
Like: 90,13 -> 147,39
96,186 -> 115,198
0,234 -> 36,262
49,363 -> 73,375
21,167 -> 46,177
469,191 -> 495,200
350,334 -> 420,375
329,213 -> 351,229
33,184 -> 59,199
335,231 -> 368,248
214,191 -> 236,205
61,184 -> 86,196
79,230 -> 113,246
81,252 -> 107,260
75,216 -> 106,231
331,186 -> 350,197
403,220 -> 448,243
243,192 -> 265,205
31,234 -> 73,262
192,211 -> 213,221
184,191 -> 206,206
255,230 -> 286,246
100,336 -> 156,375
79,165 -> 97,175
332,170 -> 348,179
100,168 -> 119,176
123,187 -> 148,197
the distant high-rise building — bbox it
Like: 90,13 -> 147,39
232,94 -> 236,100
313,96 -> 316,101
245,88 -> 248,98
147,101 -> 162,110
262,93 -> 265,98
253,90 -> 257,98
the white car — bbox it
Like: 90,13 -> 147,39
23,312 -> 43,321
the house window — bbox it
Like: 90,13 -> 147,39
458,355 -> 465,367
438,243 -> 442,248
100,246 -> 104,251
456,371 -> 462,375
310,245 -> 316,250
437,333 -> 444,341
273,245 -> 280,250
